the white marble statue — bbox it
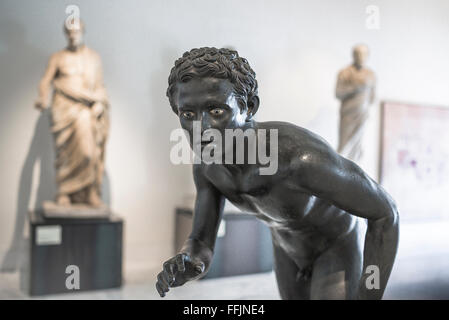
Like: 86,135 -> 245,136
336,44 -> 376,162
35,20 -> 109,211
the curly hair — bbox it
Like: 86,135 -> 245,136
166,47 -> 258,114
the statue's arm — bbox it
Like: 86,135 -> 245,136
93,54 -> 108,104
90,54 -> 108,117
335,70 -> 367,101
369,74 -> 376,104
335,70 -> 355,100
185,165 -> 225,268
156,165 -> 225,297
36,53 -> 58,110
298,149 -> 399,299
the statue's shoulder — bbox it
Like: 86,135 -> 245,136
338,64 -> 353,75
49,50 -> 66,61
256,121 -> 336,167
336,65 -> 354,82
84,47 -> 101,60
257,121 -> 329,144
366,67 -> 376,78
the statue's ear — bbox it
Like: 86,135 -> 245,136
246,95 -> 260,120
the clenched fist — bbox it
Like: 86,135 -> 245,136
156,252 -> 206,297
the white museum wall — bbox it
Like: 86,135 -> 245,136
1,0 -> 449,288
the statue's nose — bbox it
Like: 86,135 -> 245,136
200,112 -> 212,131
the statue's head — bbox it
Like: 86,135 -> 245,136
352,44 -> 369,68
63,18 -> 84,49
166,47 -> 259,141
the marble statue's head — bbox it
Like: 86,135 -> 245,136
167,47 -> 259,143
63,18 -> 85,49
352,44 -> 369,68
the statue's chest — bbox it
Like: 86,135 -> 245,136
58,54 -> 96,84
204,165 -> 320,222
205,165 -> 271,199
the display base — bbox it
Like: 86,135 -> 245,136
29,210 -> 123,296
42,201 -> 110,219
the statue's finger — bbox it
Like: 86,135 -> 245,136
194,262 -> 205,275
163,261 -> 175,282
176,253 -> 186,272
157,272 -> 169,291
156,282 -> 167,298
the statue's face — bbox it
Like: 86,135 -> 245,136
65,27 -> 84,48
175,77 -> 248,150
353,46 -> 369,68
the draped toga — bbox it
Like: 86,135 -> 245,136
51,80 -> 109,201
336,65 -> 375,162
38,46 -> 109,203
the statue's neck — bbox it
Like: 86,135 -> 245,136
353,63 -> 365,71
67,43 -> 85,52
222,120 -> 264,172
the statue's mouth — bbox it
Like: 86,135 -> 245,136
200,136 -> 215,147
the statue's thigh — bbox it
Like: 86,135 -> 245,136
310,231 -> 363,300
75,108 -> 95,155
272,242 -> 311,300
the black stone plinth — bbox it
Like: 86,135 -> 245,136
29,210 -> 123,296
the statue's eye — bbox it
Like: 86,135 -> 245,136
210,108 -> 224,116
181,111 -> 194,119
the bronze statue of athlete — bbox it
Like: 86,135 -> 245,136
156,47 -> 399,299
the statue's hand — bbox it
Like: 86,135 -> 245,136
34,100 -> 47,112
91,102 -> 104,117
355,75 -> 375,89
156,252 -> 205,297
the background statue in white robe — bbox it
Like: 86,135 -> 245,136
35,20 -> 109,208
336,44 -> 376,162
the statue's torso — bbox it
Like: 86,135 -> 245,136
338,65 -> 375,107
53,46 -> 100,91
202,121 -> 363,264
339,65 -> 375,87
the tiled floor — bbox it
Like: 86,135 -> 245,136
0,271 -> 280,300
2,220 -> 449,300
2,268 -> 449,300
